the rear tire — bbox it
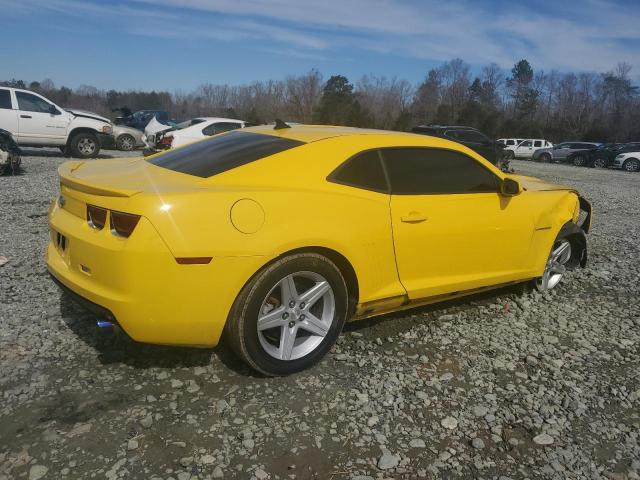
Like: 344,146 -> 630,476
225,253 -> 348,376
69,132 -> 99,158
505,150 -> 515,160
538,153 -> 551,163
623,158 -> 640,172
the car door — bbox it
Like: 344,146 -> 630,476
532,139 -> 543,154
553,143 -> 571,160
0,88 -> 18,135
383,147 -> 534,299
15,91 -> 69,145
516,140 -> 534,158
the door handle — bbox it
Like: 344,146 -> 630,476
20,115 -> 32,119
401,212 -> 428,223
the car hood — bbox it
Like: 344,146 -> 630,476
113,125 -> 143,135
65,109 -> 111,124
511,174 -> 574,192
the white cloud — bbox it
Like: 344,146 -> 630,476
3,0 -> 639,74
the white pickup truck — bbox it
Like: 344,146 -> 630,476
0,87 -> 113,158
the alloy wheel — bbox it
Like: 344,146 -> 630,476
257,271 -> 335,361
78,138 -> 96,155
536,240 -> 572,291
593,158 -> 607,168
119,135 -> 134,150
624,159 -> 640,172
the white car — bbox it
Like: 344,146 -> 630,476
503,139 -> 553,159
0,87 -> 112,158
611,151 -> 640,172
156,117 -> 247,150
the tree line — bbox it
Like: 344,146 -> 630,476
3,58 -> 639,142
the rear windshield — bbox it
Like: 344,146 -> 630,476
148,131 -> 305,178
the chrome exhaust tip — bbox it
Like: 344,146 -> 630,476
96,319 -> 114,329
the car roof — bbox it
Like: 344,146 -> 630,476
193,117 -> 244,122
243,124 -> 415,143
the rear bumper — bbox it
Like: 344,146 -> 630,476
46,200 -> 271,347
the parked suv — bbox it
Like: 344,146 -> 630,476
503,139 -> 553,159
589,143 -> 640,168
533,141 -> 600,166
611,150 -> 640,172
0,87 -> 112,158
412,125 -> 503,165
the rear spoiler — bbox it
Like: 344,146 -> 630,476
58,162 -> 140,197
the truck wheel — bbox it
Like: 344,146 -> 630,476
70,132 -> 99,158
116,134 -> 136,151
505,150 -> 515,160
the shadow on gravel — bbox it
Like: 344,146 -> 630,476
20,148 -> 116,159
57,280 -> 528,377
58,293 -> 259,377
344,283 -> 527,337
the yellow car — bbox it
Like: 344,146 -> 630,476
47,124 -> 591,375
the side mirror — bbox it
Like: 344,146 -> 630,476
49,105 -> 60,115
500,177 -> 522,196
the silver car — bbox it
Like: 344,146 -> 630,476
106,125 -> 146,151
533,141 -> 600,166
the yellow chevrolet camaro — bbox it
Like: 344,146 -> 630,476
47,124 -> 591,375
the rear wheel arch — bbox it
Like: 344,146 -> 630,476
270,246 -> 359,315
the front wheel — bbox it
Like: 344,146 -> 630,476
505,150 -> 515,160
535,239 -> 572,291
116,134 -> 136,151
623,158 -> 640,172
69,133 -> 99,158
592,157 -> 607,168
225,253 -> 349,376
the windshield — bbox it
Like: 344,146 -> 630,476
147,131 -> 305,178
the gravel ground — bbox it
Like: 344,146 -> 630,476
1,150 -> 639,480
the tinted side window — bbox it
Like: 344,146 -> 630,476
328,150 -> 388,193
0,89 -> 11,109
520,140 -> 532,147
16,91 -> 51,113
449,130 -> 490,144
506,140 -> 515,146
202,122 -> 242,136
382,148 -> 500,195
534,140 -> 542,147
148,131 -> 304,178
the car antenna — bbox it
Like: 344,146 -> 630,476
274,119 -> 291,130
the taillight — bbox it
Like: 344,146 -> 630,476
110,211 -> 141,238
87,205 -> 107,230
159,135 -> 173,147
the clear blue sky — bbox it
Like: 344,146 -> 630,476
2,0 -> 639,91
